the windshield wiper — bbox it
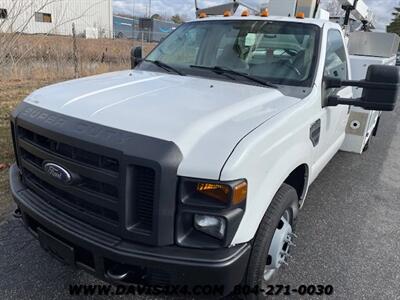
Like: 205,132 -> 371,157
144,60 -> 185,76
190,65 -> 278,89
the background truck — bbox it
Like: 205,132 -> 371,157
9,0 -> 400,296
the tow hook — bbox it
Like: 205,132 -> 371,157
13,207 -> 22,219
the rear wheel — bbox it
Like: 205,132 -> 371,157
244,184 -> 299,298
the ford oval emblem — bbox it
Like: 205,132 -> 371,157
43,162 -> 72,184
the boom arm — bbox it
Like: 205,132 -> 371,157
337,0 -> 375,29
195,0 -> 259,17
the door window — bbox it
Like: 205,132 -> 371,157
324,30 -> 348,80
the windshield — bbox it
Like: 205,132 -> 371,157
139,20 -> 320,87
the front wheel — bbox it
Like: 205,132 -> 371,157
244,183 -> 299,297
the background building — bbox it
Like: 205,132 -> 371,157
113,15 -> 139,39
0,0 -> 113,38
113,15 -> 177,42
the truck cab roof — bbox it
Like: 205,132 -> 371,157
189,15 -> 340,29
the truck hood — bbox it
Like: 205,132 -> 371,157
25,70 -> 301,179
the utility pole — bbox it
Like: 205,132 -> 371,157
149,0 -> 152,17
132,0 -> 135,47
72,23 -> 79,79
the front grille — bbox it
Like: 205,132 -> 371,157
18,126 -> 119,172
16,125 -> 124,234
20,147 -> 119,199
23,168 -> 119,223
12,104 -> 181,246
15,124 -> 159,238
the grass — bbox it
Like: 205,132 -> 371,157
0,79 -> 51,220
0,34 -> 155,222
1,33 -> 156,81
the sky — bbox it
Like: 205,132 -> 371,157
113,0 -> 398,31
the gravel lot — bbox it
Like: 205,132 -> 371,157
1,108 -> 399,300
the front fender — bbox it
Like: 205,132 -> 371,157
229,144 -> 312,245
220,99 -> 318,245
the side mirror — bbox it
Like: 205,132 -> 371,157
325,65 -> 400,111
131,46 -> 143,69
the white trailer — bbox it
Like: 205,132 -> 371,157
0,0 -> 113,38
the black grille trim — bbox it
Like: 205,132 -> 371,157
134,166 -> 156,232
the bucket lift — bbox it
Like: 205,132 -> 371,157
337,0 -> 375,30
194,0 -> 375,31
194,0 -> 329,20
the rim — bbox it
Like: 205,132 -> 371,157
263,209 -> 296,282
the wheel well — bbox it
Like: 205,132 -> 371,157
283,164 -> 309,202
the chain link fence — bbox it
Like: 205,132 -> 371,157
114,30 -> 169,47
0,33 -> 158,81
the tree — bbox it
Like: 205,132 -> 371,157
171,14 -> 183,24
323,0 -> 344,17
151,14 -> 161,20
387,7 -> 400,34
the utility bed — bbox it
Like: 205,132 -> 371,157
341,32 -> 400,153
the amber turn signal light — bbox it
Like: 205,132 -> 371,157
260,9 -> 269,17
296,12 -> 305,19
197,183 -> 230,203
224,10 -> 232,17
199,12 -> 207,18
232,181 -> 248,205
196,181 -> 247,205
241,10 -> 250,17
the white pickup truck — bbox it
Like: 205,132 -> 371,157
9,5 -> 400,297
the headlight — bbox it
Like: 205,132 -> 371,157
194,214 -> 226,240
176,178 -> 247,248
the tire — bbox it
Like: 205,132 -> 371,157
243,183 -> 299,299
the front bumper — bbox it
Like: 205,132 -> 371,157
10,164 -> 251,293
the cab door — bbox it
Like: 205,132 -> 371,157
313,29 -> 351,172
